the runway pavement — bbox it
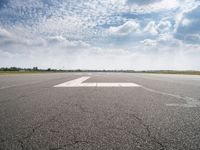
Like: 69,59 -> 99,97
0,73 -> 200,150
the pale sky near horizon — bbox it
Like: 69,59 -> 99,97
0,0 -> 200,70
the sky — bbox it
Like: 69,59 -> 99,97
0,0 -> 200,70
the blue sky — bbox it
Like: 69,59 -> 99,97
0,0 -> 200,70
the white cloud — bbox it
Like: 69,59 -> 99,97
174,2 -> 200,44
1,30 -> 200,70
174,0 -> 200,32
108,20 -> 140,36
127,0 -> 179,14
126,0 -> 159,6
141,39 -> 157,46
143,20 -> 171,35
0,27 -> 12,38
108,20 -> 169,38
108,20 -> 172,39
144,21 -> 158,35
157,21 -> 171,33
181,18 -> 191,26
0,27 -> 46,47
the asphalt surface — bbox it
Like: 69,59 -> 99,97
0,73 -> 200,150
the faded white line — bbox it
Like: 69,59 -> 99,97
141,86 -> 200,108
54,76 -> 141,87
166,97 -> 200,107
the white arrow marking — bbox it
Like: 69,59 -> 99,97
54,76 -> 141,87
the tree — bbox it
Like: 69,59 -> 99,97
33,67 -> 38,71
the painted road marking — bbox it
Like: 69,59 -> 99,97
54,77 -> 90,87
166,97 -> 200,108
141,86 -> 200,108
54,76 -> 141,87
54,77 -> 200,107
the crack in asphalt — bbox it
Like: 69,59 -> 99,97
1,100 -> 166,149
12,100 -> 78,149
98,110 -> 166,149
49,133 -> 90,150
91,109 -> 166,149
0,109 -> 64,150
0,103 -> 166,150
17,123 -> 44,150
126,113 -> 166,150
49,140 -> 89,150
75,103 -> 94,114
9,101 -> 90,149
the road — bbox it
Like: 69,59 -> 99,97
0,73 -> 200,150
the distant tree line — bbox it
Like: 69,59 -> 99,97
0,67 -> 66,72
0,67 -> 136,72
0,67 -> 199,75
